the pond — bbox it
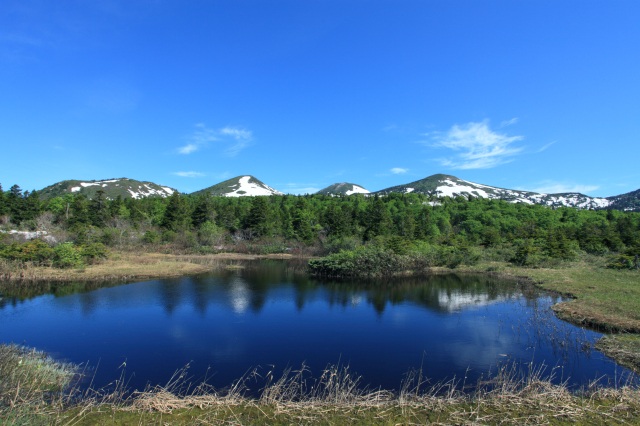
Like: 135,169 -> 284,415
0,260 -> 635,394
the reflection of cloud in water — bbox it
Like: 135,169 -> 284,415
168,322 -> 247,364
229,277 -> 250,314
438,291 -> 510,312
350,295 -> 362,307
443,321 -> 515,371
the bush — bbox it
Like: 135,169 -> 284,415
308,246 -> 404,278
510,239 -> 547,267
606,255 -> 635,270
323,236 -> 362,254
0,239 -> 55,266
53,243 -> 84,269
142,230 -> 161,244
197,221 -> 224,246
80,242 -> 109,264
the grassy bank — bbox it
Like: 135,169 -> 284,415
449,256 -> 640,373
0,251 -> 297,283
2,352 -> 639,425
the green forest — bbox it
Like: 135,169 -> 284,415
1,182 -> 639,274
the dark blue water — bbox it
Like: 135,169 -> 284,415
0,260 -> 635,394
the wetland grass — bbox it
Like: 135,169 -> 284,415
2,346 -> 639,425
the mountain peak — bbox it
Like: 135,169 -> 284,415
193,175 -> 283,197
39,178 -> 176,200
316,182 -> 370,196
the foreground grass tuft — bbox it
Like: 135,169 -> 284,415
1,348 -> 638,425
0,344 -> 77,425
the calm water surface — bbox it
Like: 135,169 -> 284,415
0,260 -> 635,393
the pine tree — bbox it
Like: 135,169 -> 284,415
192,194 -> 215,228
7,184 -> 25,224
0,183 -> 6,217
244,197 -> 272,238
291,198 -> 315,243
161,192 -> 192,231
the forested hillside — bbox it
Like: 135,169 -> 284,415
1,182 -> 639,271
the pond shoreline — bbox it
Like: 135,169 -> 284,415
1,252 -> 639,424
1,251 -> 639,374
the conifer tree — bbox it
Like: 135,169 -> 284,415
161,192 -> 192,231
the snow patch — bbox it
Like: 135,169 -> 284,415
345,185 -> 370,195
225,176 -> 283,197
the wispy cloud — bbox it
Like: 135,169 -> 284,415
173,171 -> 205,178
528,181 -> 600,195
426,120 -> 524,170
390,167 -> 408,174
500,117 -> 519,128
220,126 -> 253,157
177,123 -> 218,154
178,124 -> 252,156
178,144 -> 199,154
536,141 -> 556,153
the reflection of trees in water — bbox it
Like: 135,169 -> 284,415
156,278 -> 184,315
0,260 -> 539,318
320,273 -> 533,315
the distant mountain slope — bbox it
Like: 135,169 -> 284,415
192,175 -> 283,197
607,189 -> 640,212
316,182 -> 370,196
39,178 -> 176,200
376,174 -> 613,209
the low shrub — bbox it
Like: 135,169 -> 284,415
0,239 -> 55,265
53,242 -> 84,269
308,246 -> 404,278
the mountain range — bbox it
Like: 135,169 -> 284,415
32,174 -> 640,212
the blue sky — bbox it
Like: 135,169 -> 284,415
1,1 -> 639,197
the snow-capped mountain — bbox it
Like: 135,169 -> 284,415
192,175 -> 283,197
316,182 -> 370,196
376,174 -> 614,210
39,178 -> 176,200
606,188 -> 640,212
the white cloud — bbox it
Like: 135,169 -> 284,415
178,124 -> 252,156
173,171 -> 205,178
427,120 -> 524,169
220,127 -> 252,140
529,181 -> 600,194
390,167 -> 408,174
178,144 -> 199,154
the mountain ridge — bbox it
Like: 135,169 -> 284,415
38,178 -> 177,200
27,174 -> 640,212
373,174 -> 614,210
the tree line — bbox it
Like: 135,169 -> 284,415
1,183 -> 639,269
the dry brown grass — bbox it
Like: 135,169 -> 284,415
0,251 -> 299,283
61,362 -> 640,425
